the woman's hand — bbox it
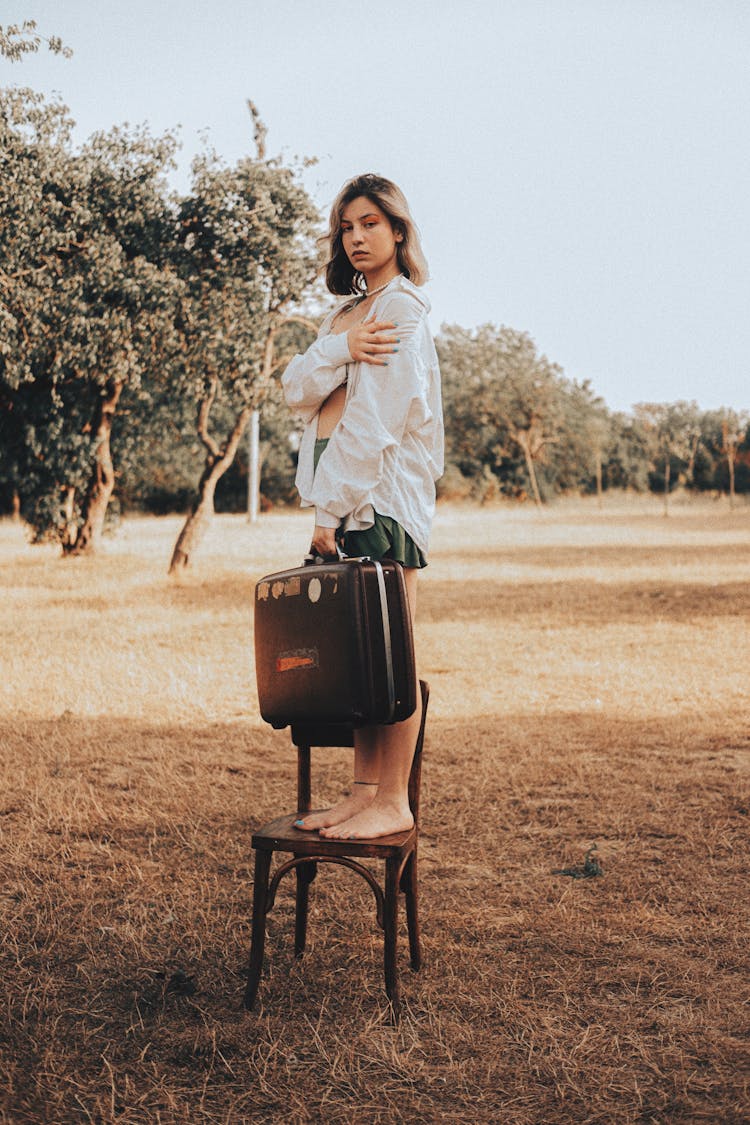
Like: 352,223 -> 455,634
310,525 -> 339,558
347,316 -> 398,366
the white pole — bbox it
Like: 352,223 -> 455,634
248,409 -> 260,523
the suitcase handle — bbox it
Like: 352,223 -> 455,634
304,544 -> 372,566
304,542 -> 346,565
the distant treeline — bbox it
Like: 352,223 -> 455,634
1,85 -> 747,568
113,334 -> 750,519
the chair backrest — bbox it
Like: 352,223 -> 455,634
290,680 -> 430,823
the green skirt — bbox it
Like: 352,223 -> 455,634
313,437 -> 427,569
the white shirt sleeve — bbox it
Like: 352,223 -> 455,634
308,290 -> 430,527
281,330 -> 353,425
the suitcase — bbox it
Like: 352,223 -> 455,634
254,554 -> 416,729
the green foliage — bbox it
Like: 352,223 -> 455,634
438,323 -> 599,501
548,380 -> 610,494
694,408 -> 750,494
110,190 -> 320,518
0,20 -> 72,61
116,371 -> 303,515
0,372 -> 99,537
602,412 -> 652,492
633,401 -> 702,494
113,383 -> 203,515
0,86 -> 183,541
436,326 -> 748,503
0,82 -> 322,548
171,147 -> 320,416
163,141 -> 322,571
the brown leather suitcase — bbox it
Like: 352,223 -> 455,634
254,555 -> 416,729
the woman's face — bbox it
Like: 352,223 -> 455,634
340,196 -> 402,278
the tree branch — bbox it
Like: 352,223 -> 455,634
276,313 -> 320,334
246,100 -> 267,160
196,378 -> 221,458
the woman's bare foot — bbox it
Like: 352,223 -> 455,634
294,784 -> 377,831
319,798 -> 414,840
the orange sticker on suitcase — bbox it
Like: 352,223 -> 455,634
276,649 -> 318,673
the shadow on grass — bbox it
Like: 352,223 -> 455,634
45,566 -> 748,629
0,710 -> 747,1124
420,576 -> 750,624
435,540 -> 750,568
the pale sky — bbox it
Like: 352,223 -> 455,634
6,0 -> 750,412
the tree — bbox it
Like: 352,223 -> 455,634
0,87 -> 183,550
167,116 -> 320,573
698,408 -> 750,507
550,379 -> 611,503
0,87 -> 97,540
585,395 -> 613,506
64,124 -> 183,553
438,323 -> 565,504
632,401 -> 701,516
603,412 -> 651,493
721,415 -> 745,509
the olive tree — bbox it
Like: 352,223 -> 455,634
167,121 -> 320,573
438,323 -> 565,504
0,86 -> 182,550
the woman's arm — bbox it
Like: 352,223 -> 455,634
308,291 -> 431,529
282,318 -> 398,424
281,332 -> 353,424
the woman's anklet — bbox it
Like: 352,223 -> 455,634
354,780 -> 378,786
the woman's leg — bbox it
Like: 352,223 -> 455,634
293,725 -> 380,831
320,568 -> 420,840
294,568 -> 419,835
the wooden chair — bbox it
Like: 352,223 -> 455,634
244,680 -> 429,1021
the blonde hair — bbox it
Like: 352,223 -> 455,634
323,173 -> 429,295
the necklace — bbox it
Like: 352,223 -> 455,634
353,274 -> 398,301
341,277 -> 395,317
362,277 -> 397,300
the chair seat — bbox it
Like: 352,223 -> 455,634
252,812 -> 417,860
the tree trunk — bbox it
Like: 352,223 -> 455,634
247,409 -> 260,523
169,405 -> 252,574
169,466 -> 219,573
11,489 -> 20,522
518,434 -> 543,508
60,487 -> 78,550
663,458 -> 671,517
686,433 -> 699,485
594,448 -> 603,509
728,452 -> 736,511
170,323 -> 283,573
64,381 -> 123,556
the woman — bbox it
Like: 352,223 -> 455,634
281,173 -> 443,840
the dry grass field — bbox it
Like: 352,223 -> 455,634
1,497 -> 748,1124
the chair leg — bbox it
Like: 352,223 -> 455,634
383,857 -> 401,1021
294,860 -> 317,958
243,848 -> 272,1010
401,850 -> 422,971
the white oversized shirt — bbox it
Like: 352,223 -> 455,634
281,275 -> 444,553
